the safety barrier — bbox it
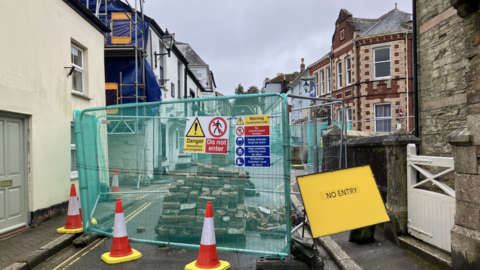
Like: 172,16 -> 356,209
74,93 -> 291,258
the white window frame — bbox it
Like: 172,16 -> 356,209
298,100 -> 302,120
339,108 -> 352,122
346,57 -> 351,85
374,103 -> 392,132
71,44 -> 84,94
326,67 -> 331,93
373,47 -> 391,80
71,124 -> 78,179
337,61 -> 342,89
320,70 -> 325,95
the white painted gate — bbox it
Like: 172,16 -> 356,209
407,144 -> 455,252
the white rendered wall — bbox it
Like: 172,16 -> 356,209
0,0 -> 106,212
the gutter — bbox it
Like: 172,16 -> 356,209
63,0 -> 111,33
412,0 -> 419,137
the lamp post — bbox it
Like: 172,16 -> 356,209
301,76 -> 319,173
154,29 -> 174,68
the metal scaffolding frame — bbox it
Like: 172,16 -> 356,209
86,0 -> 149,189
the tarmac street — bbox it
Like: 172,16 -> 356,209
33,239 -> 258,270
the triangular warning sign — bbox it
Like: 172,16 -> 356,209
236,117 -> 245,125
186,118 -> 205,137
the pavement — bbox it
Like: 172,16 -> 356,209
0,167 -> 451,270
0,214 -> 78,270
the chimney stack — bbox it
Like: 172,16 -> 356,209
395,3 -> 397,9
300,58 -> 305,72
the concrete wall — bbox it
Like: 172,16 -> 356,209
0,0 -> 106,218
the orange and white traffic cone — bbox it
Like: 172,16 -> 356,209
185,201 -> 230,270
57,184 -> 83,234
111,168 -> 120,192
101,198 -> 142,264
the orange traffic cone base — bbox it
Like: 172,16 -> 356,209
56,226 -> 83,234
185,260 -> 230,270
101,248 -> 142,264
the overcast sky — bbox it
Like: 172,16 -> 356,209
146,0 -> 412,96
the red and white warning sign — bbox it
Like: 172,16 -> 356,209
184,116 -> 229,155
209,117 -> 227,138
236,126 -> 245,136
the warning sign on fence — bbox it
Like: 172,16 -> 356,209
235,114 -> 271,167
184,116 -> 229,154
296,166 -> 390,237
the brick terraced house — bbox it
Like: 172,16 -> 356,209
310,5 -> 414,132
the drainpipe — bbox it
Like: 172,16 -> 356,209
405,30 -> 410,132
412,0 -> 419,137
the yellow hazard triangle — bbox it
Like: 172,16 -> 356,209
236,117 -> 245,125
186,118 -> 205,137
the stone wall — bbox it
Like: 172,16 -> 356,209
417,0 -> 468,156
418,0 -> 480,268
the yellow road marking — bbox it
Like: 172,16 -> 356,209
52,238 -> 102,270
52,201 -> 152,269
68,257 -> 80,266
125,202 -> 152,223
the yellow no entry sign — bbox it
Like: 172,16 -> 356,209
297,166 -> 389,237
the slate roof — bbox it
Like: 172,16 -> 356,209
175,42 -> 207,66
355,9 -> 412,37
352,19 -> 378,34
269,73 -> 297,83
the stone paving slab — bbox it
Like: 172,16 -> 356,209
0,214 -> 67,269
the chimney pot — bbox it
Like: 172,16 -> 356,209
300,58 -> 306,72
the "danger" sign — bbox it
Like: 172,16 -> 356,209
184,116 -> 229,155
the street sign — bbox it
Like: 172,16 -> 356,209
244,115 -> 269,126
209,117 -> 227,138
235,115 -> 271,167
184,116 -> 229,154
236,126 -> 244,136
245,126 -> 269,136
296,166 -> 390,237
235,157 -> 245,166
236,117 -> 245,125
185,118 -> 205,137
245,136 -> 269,146
245,147 -> 270,157
236,137 -> 244,146
245,157 -> 271,167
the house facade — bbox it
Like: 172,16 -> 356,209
314,7 -> 413,133
0,0 -> 109,232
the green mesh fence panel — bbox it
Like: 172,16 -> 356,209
74,93 -> 291,258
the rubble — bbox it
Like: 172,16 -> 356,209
156,169 -> 248,238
